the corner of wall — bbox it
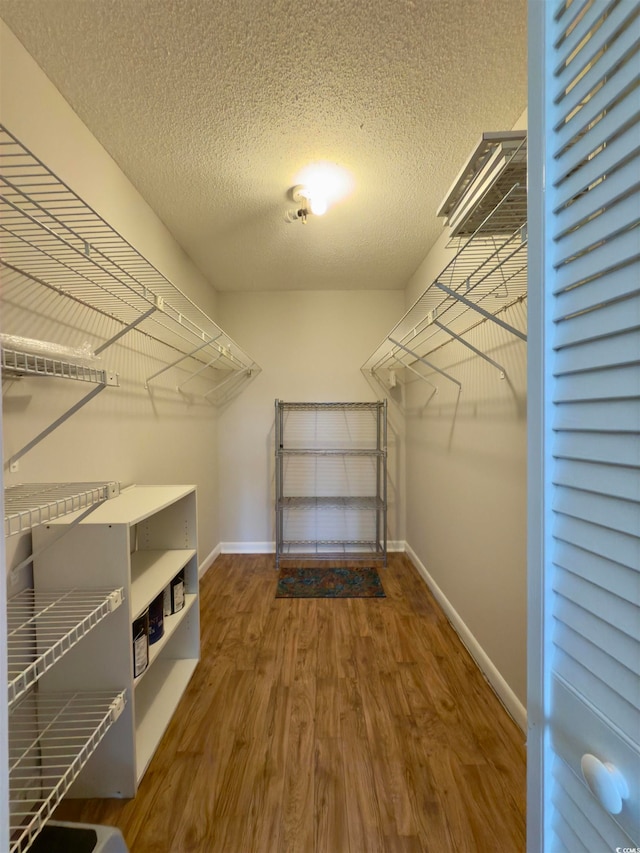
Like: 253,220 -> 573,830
405,543 -> 527,733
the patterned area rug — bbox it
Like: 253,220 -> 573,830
275,566 -> 385,598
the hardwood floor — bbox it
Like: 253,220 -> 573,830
56,553 -> 527,852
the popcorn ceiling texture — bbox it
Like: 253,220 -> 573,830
0,0 -> 527,293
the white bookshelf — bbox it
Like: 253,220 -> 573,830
31,484 -> 200,798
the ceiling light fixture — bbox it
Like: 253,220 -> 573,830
285,185 -> 327,224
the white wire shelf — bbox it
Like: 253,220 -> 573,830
4,482 -> 120,537
1,347 -> 118,386
7,588 -> 124,711
363,191 -> 527,384
278,541 -> 386,562
277,402 -> 385,411
277,448 -> 385,456
8,689 -> 126,853
437,131 -> 527,238
0,124 -> 260,392
278,496 -> 384,509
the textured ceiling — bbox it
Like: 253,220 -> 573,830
0,0 -> 527,292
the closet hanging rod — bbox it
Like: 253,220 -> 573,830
392,354 -> 438,391
176,352 -> 223,391
203,367 -> 252,399
388,337 -> 462,387
144,333 -> 223,386
433,320 -> 507,378
434,283 -> 527,341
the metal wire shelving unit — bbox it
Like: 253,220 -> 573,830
275,401 -> 387,567
362,132 -> 527,394
0,124 -> 260,397
8,690 -> 126,853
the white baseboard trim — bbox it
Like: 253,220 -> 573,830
199,543 -> 222,578
405,543 -> 527,733
221,541 -> 275,554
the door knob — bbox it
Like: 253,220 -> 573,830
580,753 -> 629,815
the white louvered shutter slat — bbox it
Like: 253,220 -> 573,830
551,226 -> 640,293
554,155 -> 640,239
553,56 -> 640,157
532,0 -> 640,848
553,192 -> 640,265
554,514 -> 638,570
554,586 -> 638,670
552,398 -> 640,433
555,539 -> 640,602
554,608 -> 639,697
553,129 -> 640,212
551,0 -> 615,59
554,363 -> 640,403
553,2 -> 640,114
554,458 -> 640,501
553,292 -> 640,348
553,430 -> 640,468
554,329 -> 640,374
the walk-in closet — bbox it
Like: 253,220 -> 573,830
1,1 -> 638,852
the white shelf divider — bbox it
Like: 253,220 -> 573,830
130,549 -> 196,618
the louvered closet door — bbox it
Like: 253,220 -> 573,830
528,1 -> 640,851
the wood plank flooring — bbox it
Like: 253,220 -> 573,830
56,553 -> 527,852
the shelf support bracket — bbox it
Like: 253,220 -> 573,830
388,337 -> 462,388
391,355 -> 438,391
433,320 -> 507,379
434,282 -> 527,341
144,333 -> 223,388
94,304 -> 160,355
177,353 -> 223,392
203,368 -> 251,399
8,383 -> 109,466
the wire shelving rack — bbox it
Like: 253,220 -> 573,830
4,481 -> 125,851
7,588 -> 124,711
8,690 -> 126,853
275,400 -> 388,567
4,482 -> 120,537
362,133 -> 527,392
0,124 -> 260,396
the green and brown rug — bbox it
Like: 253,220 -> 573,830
275,566 -> 385,599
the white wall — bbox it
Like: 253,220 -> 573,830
1,22 -> 223,572
401,110 -> 529,721
216,289 -> 405,550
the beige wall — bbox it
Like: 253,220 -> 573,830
401,111 -> 528,714
1,22 -> 222,573
216,289 -> 406,549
